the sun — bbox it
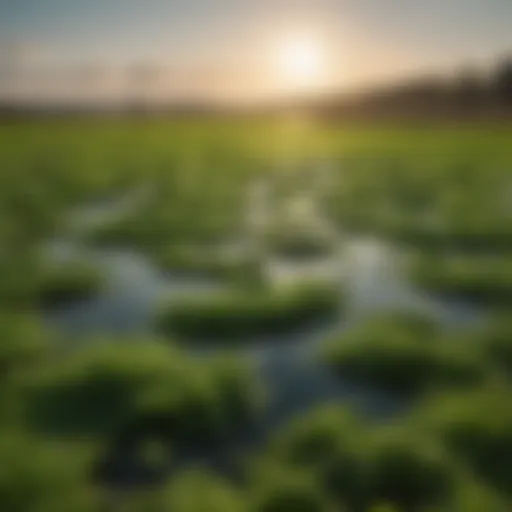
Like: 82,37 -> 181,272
277,36 -> 323,91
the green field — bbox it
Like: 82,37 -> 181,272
1,118 -> 512,511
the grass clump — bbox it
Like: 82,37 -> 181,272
257,406 -> 456,512
160,470 -> 248,512
265,230 -> 335,261
322,314 -> 488,397
411,254 -> 512,305
258,402 -> 511,511
0,313 -> 50,382
26,341 -> 261,444
155,245 -> 262,285
251,465 -> 334,512
0,431 -> 99,512
452,313 -> 512,377
360,429 -> 454,511
413,386 -> 512,495
156,283 -> 342,340
36,261 -> 102,308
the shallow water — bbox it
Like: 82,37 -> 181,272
43,235 -> 481,444
66,184 -> 155,234
44,173 -> 485,483
44,246 -> 224,337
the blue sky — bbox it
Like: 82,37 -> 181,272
1,0 -> 511,102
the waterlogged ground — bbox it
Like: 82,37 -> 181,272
40,167 -> 485,482
5,120 -> 512,510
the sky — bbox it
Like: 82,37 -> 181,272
1,0 -> 512,104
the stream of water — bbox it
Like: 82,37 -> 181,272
43,168 -> 484,483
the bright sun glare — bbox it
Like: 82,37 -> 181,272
277,36 -> 323,91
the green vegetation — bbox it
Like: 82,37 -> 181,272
155,244 -> 263,285
472,315 -> 512,374
253,406 -> 468,512
265,230 -> 335,260
35,261 -> 103,308
411,253 -> 512,305
158,470 -> 247,512
157,283 -> 341,340
322,314 -> 488,396
0,313 -> 50,382
0,431 -> 99,512
1,119 -> 512,510
251,465 -> 335,512
413,386 -> 512,495
251,400 -> 512,511
26,342 -> 260,442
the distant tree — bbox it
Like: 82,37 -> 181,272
494,58 -> 512,105
453,68 -> 485,108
